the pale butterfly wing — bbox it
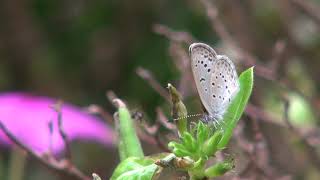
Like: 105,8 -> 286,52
209,55 -> 239,117
189,43 -> 218,115
189,43 -> 239,121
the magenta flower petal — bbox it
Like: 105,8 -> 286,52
0,92 -> 114,154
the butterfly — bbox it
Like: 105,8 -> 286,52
189,43 -> 240,125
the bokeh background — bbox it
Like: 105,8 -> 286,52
1,0 -> 320,179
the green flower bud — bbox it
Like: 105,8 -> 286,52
167,83 -> 188,136
168,142 -> 186,151
182,132 -> 197,152
192,157 -> 206,170
202,130 -> 223,157
204,159 -> 235,178
196,121 -> 209,146
173,148 -> 192,157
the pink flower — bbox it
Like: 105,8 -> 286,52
0,92 -> 114,154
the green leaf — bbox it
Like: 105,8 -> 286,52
116,105 -> 144,161
173,148 -> 193,157
204,158 -> 235,178
168,142 -> 184,150
189,157 -> 206,179
218,67 -> 254,149
182,132 -> 197,152
111,157 -> 160,180
196,121 -> 208,147
202,130 -> 223,157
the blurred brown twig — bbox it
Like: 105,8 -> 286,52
106,90 -> 171,152
153,24 -> 195,44
52,101 -> 72,162
136,67 -> 170,102
289,0 -> 320,25
85,104 -> 114,125
0,101 -> 90,180
199,0 -> 275,80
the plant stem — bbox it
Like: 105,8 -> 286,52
114,99 -> 144,161
8,147 -> 26,180
167,83 -> 188,136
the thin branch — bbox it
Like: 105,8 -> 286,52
234,121 -> 262,178
136,108 -> 172,152
156,107 -> 175,130
52,101 -> 72,162
136,67 -> 170,102
0,121 -> 90,180
234,120 -> 278,179
168,42 -> 196,98
269,40 -> 287,77
250,116 -> 277,178
85,104 -> 114,124
153,24 -> 197,98
141,122 -> 160,135
245,103 -> 284,127
106,90 -> 119,104
107,90 -> 170,151
246,103 -> 320,147
199,0 -> 274,80
153,24 -> 195,44
48,119 -> 54,155
290,0 -> 320,26
135,125 -> 159,145
233,121 -> 254,154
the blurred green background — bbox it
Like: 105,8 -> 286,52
1,0 -> 320,179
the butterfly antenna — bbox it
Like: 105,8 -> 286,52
173,113 -> 203,121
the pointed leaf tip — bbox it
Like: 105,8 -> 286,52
218,67 -> 254,149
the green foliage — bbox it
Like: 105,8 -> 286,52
218,67 -> 254,149
168,67 -> 254,179
168,122 -> 226,179
111,104 -> 161,180
111,67 -> 254,179
110,157 -> 160,180
116,106 -> 144,161
202,130 -> 223,157
168,122 -> 223,160
204,158 -> 235,178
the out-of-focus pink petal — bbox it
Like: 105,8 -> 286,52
0,92 -> 114,154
